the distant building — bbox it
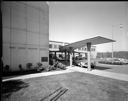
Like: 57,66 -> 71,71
49,40 -> 69,51
2,1 -> 49,71
49,40 -> 97,59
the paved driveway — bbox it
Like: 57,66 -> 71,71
95,63 -> 128,74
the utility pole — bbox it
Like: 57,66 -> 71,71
112,25 -> 114,58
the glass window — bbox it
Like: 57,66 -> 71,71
49,44 -> 52,48
84,48 -> 86,51
78,47 -> 81,50
91,48 -> 95,51
54,44 -> 57,49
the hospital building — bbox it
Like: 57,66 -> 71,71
2,1 -> 97,71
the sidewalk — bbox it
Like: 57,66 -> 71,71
2,69 -> 74,82
67,66 -> 128,81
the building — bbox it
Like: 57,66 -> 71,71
49,40 -> 97,59
49,40 -> 69,60
49,40 -> 69,51
2,1 -> 49,71
74,46 -> 97,59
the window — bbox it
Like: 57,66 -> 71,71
84,48 -> 87,51
41,57 -> 48,62
78,47 -> 81,50
91,48 -> 95,51
49,44 -> 52,48
54,44 -> 57,49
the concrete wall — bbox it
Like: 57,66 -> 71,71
2,2 -> 49,71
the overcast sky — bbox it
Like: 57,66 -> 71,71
49,2 -> 128,52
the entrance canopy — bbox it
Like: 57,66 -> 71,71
59,36 -> 115,71
62,36 -> 115,50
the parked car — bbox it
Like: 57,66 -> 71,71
73,59 -> 96,69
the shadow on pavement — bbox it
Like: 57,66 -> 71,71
2,70 -> 42,77
95,66 -> 111,70
2,79 -> 29,98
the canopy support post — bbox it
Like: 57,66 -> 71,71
70,53 -> 73,67
87,42 -> 91,71
69,47 -> 74,67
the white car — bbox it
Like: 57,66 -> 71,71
73,59 -> 96,69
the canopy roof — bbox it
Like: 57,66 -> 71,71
61,36 -> 115,51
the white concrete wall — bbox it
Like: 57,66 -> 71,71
2,1 -> 49,71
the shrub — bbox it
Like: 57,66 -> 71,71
37,62 -> 42,67
4,65 -> 10,72
19,64 -> 23,71
26,63 -> 33,70
56,62 -> 66,70
35,62 -> 45,72
48,65 -> 56,71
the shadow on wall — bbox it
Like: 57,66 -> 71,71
2,80 -> 29,98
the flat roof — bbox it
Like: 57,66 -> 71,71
63,36 -> 115,50
49,40 -> 70,44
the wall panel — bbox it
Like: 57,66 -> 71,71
27,49 -> 39,67
3,28 -> 10,43
17,48 -> 27,69
3,44 -> 10,66
10,48 -> 19,71
27,6 -> 39,32
27,32 -> 39,45
2,2 -> 10,28
11,29 -> 26,44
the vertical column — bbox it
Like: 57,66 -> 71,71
73,52 -> 75,59
55,52 -> 56,60
65,51 -> 67,61
70,53 -> 72,67
85,53 -> 87,58
87,42 -> 91,71
69,47 -> 73,67
68,52 -> 69,61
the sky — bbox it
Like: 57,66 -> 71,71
49,2 -> 128,52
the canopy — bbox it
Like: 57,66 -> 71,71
62,36 -> 115,50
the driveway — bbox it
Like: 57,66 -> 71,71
95,63 -> 128,74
